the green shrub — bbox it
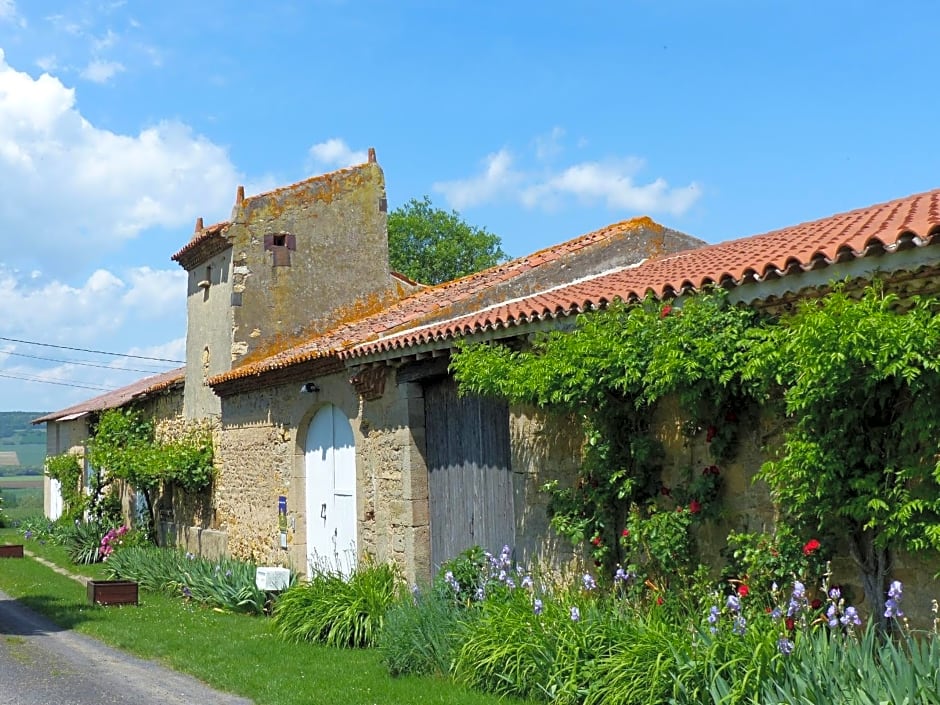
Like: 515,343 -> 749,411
18,515 -> 72,544
104,545 -> 276,614
273,560 -> 402,648
763,625 -> 940,705
452,586 -> 609,704
379,587 -> 469,677
61,520 -> 107,564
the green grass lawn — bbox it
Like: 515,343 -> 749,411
0,487 -> 43,523
0,528 -> 529,705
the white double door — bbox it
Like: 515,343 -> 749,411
304,404 -> 357,578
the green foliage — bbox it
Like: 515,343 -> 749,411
452,290 -> 756,575
762,623 -> 940,705
387,196 -> 507,284
104,544 -> 274,614
44,452 -> 87,522
722,526 -> 828,598
88,409 -> 214,530
621,504 -> 698,585
273,560 -> 403,647
745,283 -> 940,610
61,520 -> 107,564
453,587 -> 602,703
379,587 -> 469,677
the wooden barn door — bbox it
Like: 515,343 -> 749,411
424,377 -> 514,571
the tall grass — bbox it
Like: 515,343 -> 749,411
273,560 -> 402,647
379,587 -> 469,676
104,544 -> 275,614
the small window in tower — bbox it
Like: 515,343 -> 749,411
263,232 -> 297,267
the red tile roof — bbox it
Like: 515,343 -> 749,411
211,189 -> 940,387
348,189 -> 940,358
208,217 -> 673,385
32,367 -> 185,424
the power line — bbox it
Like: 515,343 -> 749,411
0,371 -> 116,392
0,336 -> 184,364
1,350 -> 171,374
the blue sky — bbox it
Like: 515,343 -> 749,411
1,0 -> 938,412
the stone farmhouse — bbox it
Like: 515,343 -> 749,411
36,153 -> 940,609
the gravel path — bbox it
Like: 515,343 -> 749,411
0,587 -> 253,705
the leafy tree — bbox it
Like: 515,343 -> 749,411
744,283 -> 940,624
387,196 -> 507,285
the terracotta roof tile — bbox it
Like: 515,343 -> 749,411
32,367 -> 185,424
209,217 -> 668,385
210,189 -> 940,387
349,189 -> 940,358
171,221 -> 229,266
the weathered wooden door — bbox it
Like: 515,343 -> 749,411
305,404 -> 357,577
424,377 -> 514,571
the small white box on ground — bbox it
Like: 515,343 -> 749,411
255,567 -> 291,591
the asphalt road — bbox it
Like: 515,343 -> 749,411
0,589 -> 253,705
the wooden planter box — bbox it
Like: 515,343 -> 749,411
0,544 -> 24,558
87,580 -> 139,606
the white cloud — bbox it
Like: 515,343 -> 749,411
433,149 -> 522,210
0,264 -> 186,409
80,58 -> 125,83
0,51 -> 241,270
0,265 -> 183,343
524,159 -> 702,216
534,126 -> 566,162
36,55 -> 58,72
0,0 -> 24,27
435,142 -> 702,217
307,138 -> 368,171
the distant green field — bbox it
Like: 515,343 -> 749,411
0,486 -> 43,522
0,443 -> 45,473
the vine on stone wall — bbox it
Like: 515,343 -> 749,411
451,289 -> 757,581
87,408 -> 214,535
44,452 -> 86,522
452,282 -> 940,609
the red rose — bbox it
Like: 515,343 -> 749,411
810,598 -> 822,610
785,617 -> 795,632
737,584 -> 749,598
706,425 -> 717,443
622,529 -> 630,538
591,535 -> 602,547
660,305 -> 672,318
656,596 -> 664,605
689,499 -> 701,514
802,539 -> 821,556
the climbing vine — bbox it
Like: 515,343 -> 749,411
44,452 -> 86,522
451,289 -> 758,580
743,282 -> 940,623
87,408 -> 214,535
454,281 -> 940,610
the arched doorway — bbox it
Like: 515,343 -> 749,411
304,404 -> 357,577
